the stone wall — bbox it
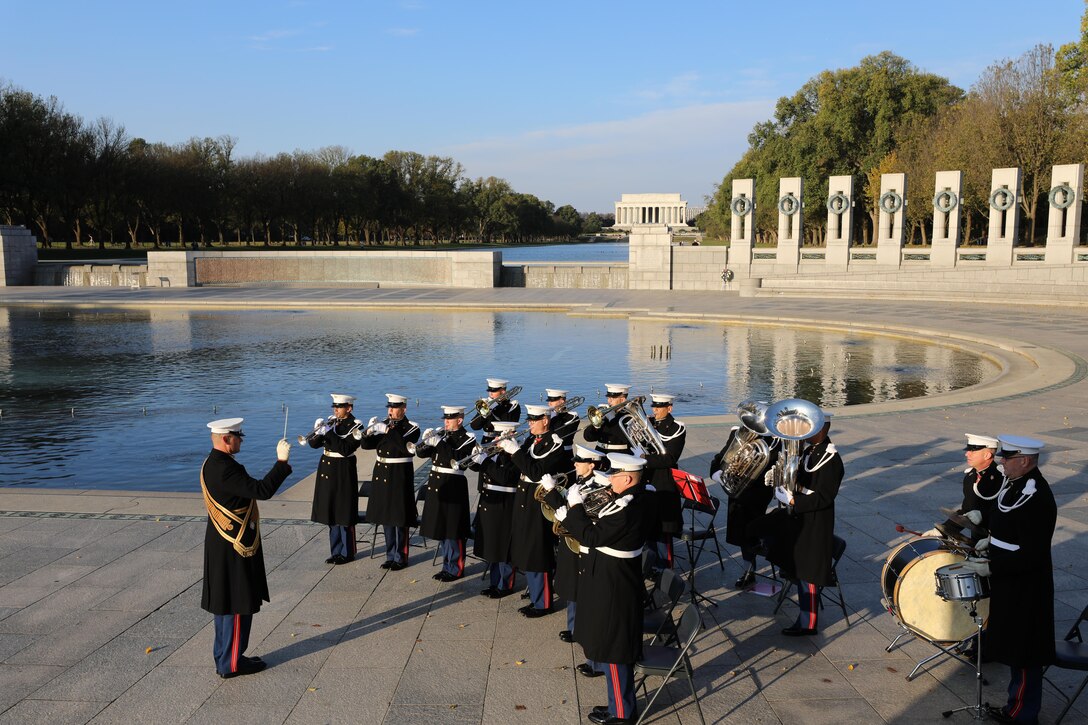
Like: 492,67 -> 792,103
501,263 -> 628,288
35,263 -> 146,287
0,226 -> 38,286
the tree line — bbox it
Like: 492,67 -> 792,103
702,19 -> 1088,247
0,84 -> 612,249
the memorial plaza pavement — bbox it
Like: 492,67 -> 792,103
0,285 -> 1086,724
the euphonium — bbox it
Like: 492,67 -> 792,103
764,398 -> 825,496
551,481 -> 614,554
475,385 -> 522,418
717,399 -> 772,497
618,397 -> 667,455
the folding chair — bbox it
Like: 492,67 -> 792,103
634,604 -> 706,725
678,496 -> 724,571
1044,602 -> 1088,723
356,480 -> 383,559
643,567 -> 688,646
774,535 -> 849,627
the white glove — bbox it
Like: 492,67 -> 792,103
554,505 -> 568,522
964,510 -> 983,526
351,427 -> 363,441
314,417 -> 326,430
498,437 -> 519,454
539,473 -> 556,491
566,485 -> 585,507
631,443 -> 645,458
472,451 -> 486,465
370,422 -> 388,435
423,429 -> 441,447
276,439 -> 291,462
774,486 -> 791,506
763,469 -> 775,487
710,470 -> 723,485
974,537 -> 990,553
367,416 -> 378,427
922,528 -> 941,537
961,558 -> 991,577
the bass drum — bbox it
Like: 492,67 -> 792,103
881,537 -> 989,643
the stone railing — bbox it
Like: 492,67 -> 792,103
500,262 -> 628,289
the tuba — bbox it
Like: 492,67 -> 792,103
716,399 -> 773,497
764,398 -> 826,496
475,385 -> 522,418
618,397 -> 668,455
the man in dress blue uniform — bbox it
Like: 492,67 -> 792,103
546,388 -> 581,473
640,393 -> 686,569
416,405 -> 477,581
470,420 -> 521,598
360,393 -> 420,570
923,433 -> 1003,544
583,384 -> 634,456
470,377 -> 521,443
308,393 -> 363,565
200,417 -> 292,679
554,452 -> 655,724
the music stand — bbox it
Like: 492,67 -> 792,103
673,469 -> 718,608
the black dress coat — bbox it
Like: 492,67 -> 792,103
643,414 -> 687,536
712,428 -> 778,548
544,476 -> 592,603
469,398 -> 521,441
550,409 -> 581,473
309,415 -> 362,527
509,433 -> 565,572
582,409 -> 632,455
562,484 -> 653,664
471,451 -> 519,563
201,449 -> 292,616
985,468 -> 1056,668
417,427 -> 476,540
787,438 -> 843,586
360,417 -> 421,527
940,460 -> 1003,540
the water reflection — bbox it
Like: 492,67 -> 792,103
0,307 -> 996,491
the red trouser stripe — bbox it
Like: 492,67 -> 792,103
230,614 -> 240,673
401,528 -> 409,559
804,583 -> 818,630
456,540 -> 465,576
506,568 -> 516,590
610,664 -> 624,718
543,572 -> 550,609
1009,668 -> 1027,717
665,537 -> 673,568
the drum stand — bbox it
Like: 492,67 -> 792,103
883,610 -> 982,682
941,600 -> 986,720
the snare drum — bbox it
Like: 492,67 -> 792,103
934,562 -> 990,602
881,537 -> 989,642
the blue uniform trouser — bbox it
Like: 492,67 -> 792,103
525,570 -> 552,610
605,662 -> 636,720
489,561 -> 515,591
383,526 -> 410,564
328,525 -> 356,559
1005,666 -> 1043,722
440,538 -> 466,577
794,580 -> 819,631
213,613 -> 252,675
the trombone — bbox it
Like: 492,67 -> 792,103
587,395 -> 645,428
551,395 -> 585,415
455,425 -> 529,467
475,385 -> 522,418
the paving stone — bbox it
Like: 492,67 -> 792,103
768,696 -> 884,724
87,665 -> 220,724
381,703 -> 484,725
481,666 -> 580,723
283,667 -> 400,725
0,586 -> 120,634
0,664 -> 66,711
7,609 -> 145,666
393,639 -> 490,705
0,698 -> 106,725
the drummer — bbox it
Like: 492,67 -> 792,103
923,433 -> 1002,545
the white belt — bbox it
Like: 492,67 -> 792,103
485,484 -> 517,493
377,456 -> 413,464
989,536 -> 1020,552
322,450 -> 344,458
431,465 -> 464,476
599,443 -> 628,450
594,546 -> 642,559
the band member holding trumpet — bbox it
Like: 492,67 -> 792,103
546,388 -> 581,472
306,393 -> 364,565
470,377 -> 521,443
961,436 -> 1055,725
583,384 -> 634,455
470,420 -> 522,598
641,393 -> 687,568
499,403 -> 565,617
360,393 -> 421,571
200,417 -> 292,679
923,433 -> 1002,544
416,406 -> 477,582
553,452 -> 654,724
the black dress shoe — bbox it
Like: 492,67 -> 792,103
576,663 -> 603,678
558,629 -> 574,643
218,658 -> 267,679
734,569 -> 756,588
781,625 -> 818,637
591,705 -> 610,714
480,586 -> 498,597
492,588 -> 515,599
380,560 -> 393,569
325,556 -> 337,564
330,555 -> 348,565
386,561 -> 406,571
335,554 -> 353,565
521,606 -> 551,619
240,655 -> 264,666
588,710 -> 634,724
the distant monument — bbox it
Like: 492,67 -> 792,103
613,193 -> 692,230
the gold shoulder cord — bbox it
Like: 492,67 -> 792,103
201,458 -> 261,558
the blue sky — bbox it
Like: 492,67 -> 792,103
1,1 -> 1082,212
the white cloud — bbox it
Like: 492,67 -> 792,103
445,100 -> 774,212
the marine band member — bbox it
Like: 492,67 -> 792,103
308,393 -> 363,565
416,406 -> 477,582
200,417 -> 292,679
641,393 -> 686,568
546,388 -> 580,473
470,377 -> 521,444
923,433 -> 1002,544
359,393 -> 420,571
582,383 -> 633,455
470,420 -> 521,598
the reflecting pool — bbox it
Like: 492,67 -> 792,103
0,307 -> 997,491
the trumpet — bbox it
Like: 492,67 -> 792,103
455,426 -> 529,467
587,395 -> 645,428
550,395 -> 585,415
297,415 -> 336,445
475,385 -> 522,418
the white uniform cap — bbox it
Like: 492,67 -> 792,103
592,470 -> 612,486
964,433 -> 999,450
491,421 -> 519,432
441,405 -> 465,417
525,404 -> 550,418
208,417 -> 244,435
385,393 -> 408,406
997,435 -> 1045,456
650,393 -> 674,406
330,393 -> 356,405
573,444 -> 603,461
607,452 -> 647,471
545,388 -> 568,398
486,378 -> 509,389
605,383 -> 630,395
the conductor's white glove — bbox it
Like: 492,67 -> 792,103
964,510 -> 983,526
922,528 -> 941,537
276,439 -> 291,462
960,558 -> 991,578
497,437 -> 519,455
974,536 -> 991,553
351,427 -> 363,441
539,473 -> 557,491
710,470 -> 724,485
554,505 -> 568,522
566,485 -> 585,508
774,486 -> 791,506
370,422 -> 388,435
